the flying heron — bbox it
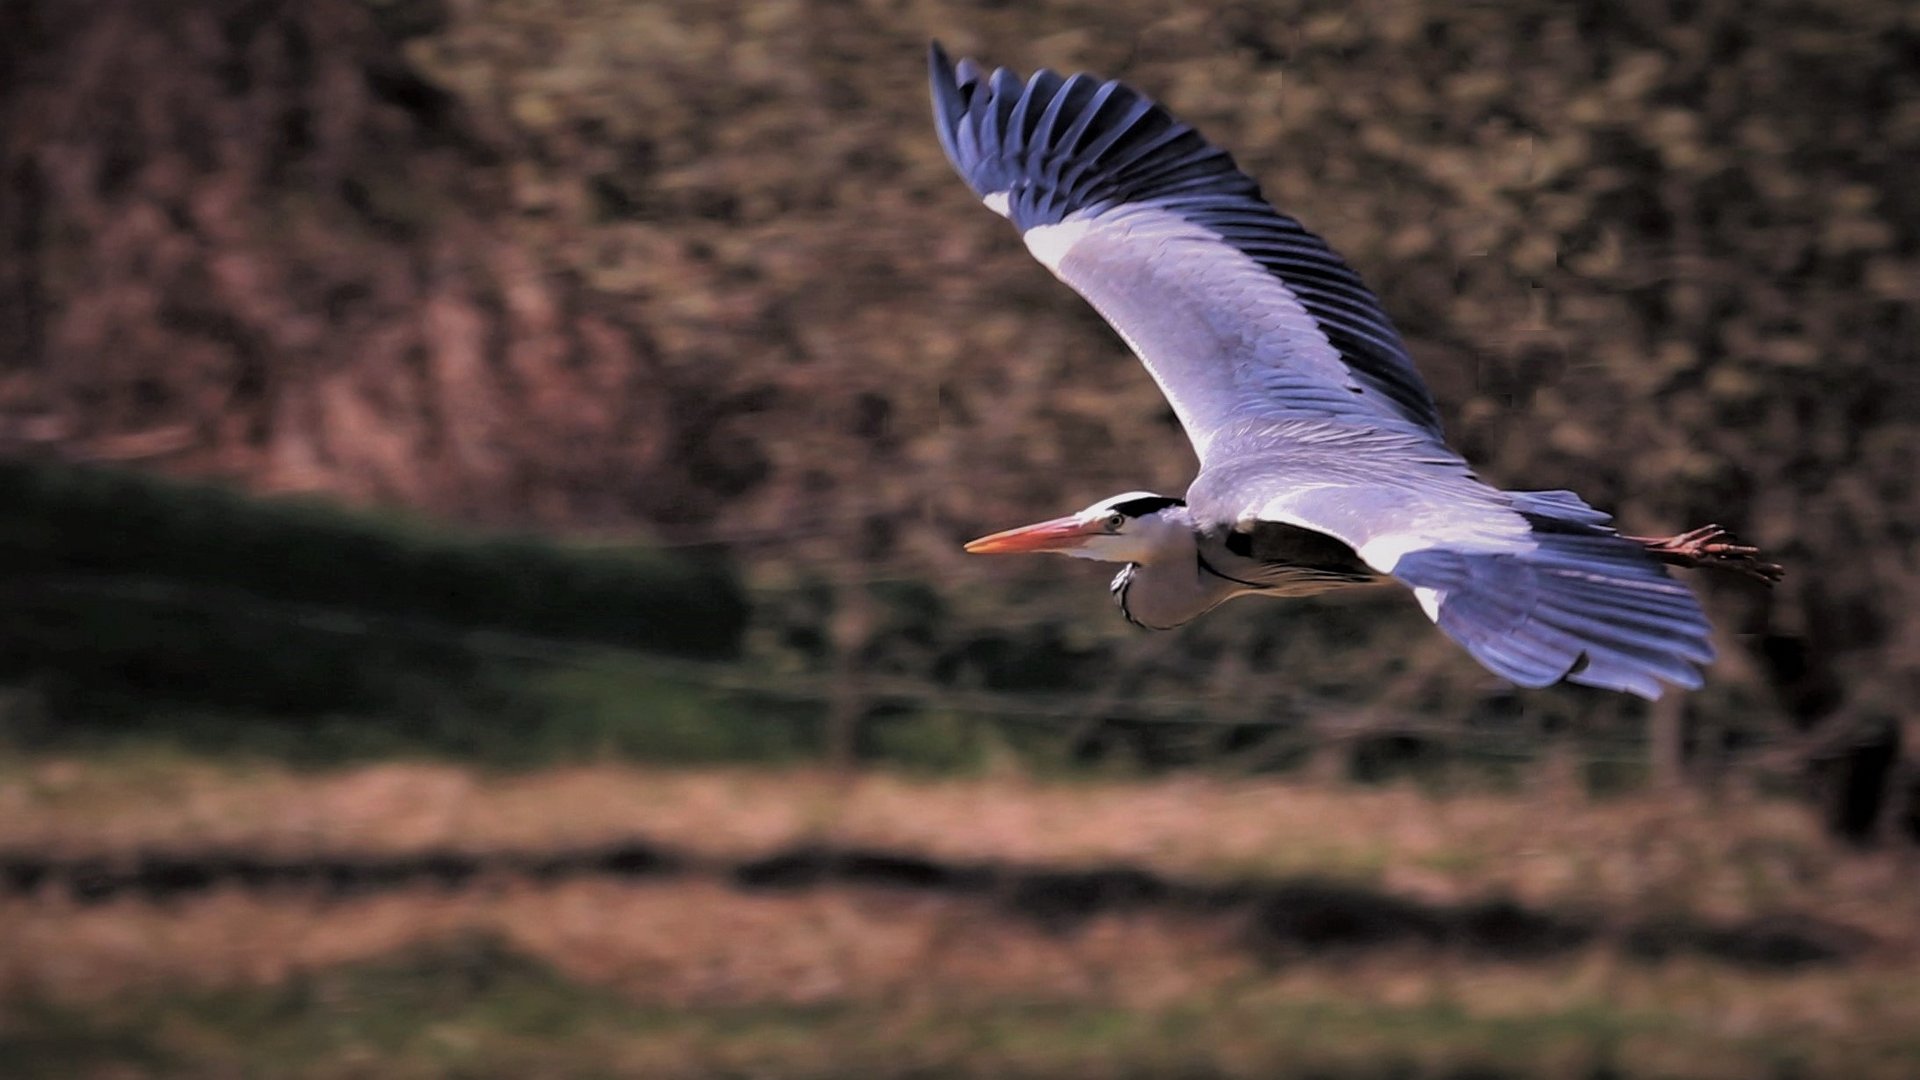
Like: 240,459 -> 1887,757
930,44 -> 1779,700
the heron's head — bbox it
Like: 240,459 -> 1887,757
964,491 -> 1190,564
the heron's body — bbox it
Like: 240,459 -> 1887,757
1110,508 -> 1382,630
931,45 -> 1777,699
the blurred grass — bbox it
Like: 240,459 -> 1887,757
5,759 -> 1909,948
6,932 -> 1916,1079
5,759 -> 1917,1078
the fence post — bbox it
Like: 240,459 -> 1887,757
1650,694 -> 1687,789
824,574 -> 874,770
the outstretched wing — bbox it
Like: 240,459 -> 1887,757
928,43 -> 1443,460
1188,420 -> 1715,701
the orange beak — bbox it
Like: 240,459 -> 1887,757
964,515 -> 1101,554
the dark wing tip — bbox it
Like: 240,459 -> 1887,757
925,47 -> 1197,219
928,42 -> 964,166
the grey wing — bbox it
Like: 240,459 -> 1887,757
1189,421 -> 1716,701
929,44 -> 1443,462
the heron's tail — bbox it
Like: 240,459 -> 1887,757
1392,492 -> 1716,699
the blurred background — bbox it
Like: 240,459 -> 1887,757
2,0 -> 1917,1076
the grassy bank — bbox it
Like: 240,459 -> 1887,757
4,759 -> 1917,1078
6,759 -> 1908,935
7,922 -> 1919,1079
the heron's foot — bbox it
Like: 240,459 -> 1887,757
1631,525 -> 1784,584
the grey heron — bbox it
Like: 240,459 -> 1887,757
931,44 -> 1779,700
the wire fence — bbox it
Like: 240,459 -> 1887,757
1,568 -> 1820,778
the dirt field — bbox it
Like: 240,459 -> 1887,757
3,758 -> 1918,1078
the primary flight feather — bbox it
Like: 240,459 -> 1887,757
931,43 -> 1778,699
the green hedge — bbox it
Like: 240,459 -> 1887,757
0,459 -> 746,657
0,459 -> 752,757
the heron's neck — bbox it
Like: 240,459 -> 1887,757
1111,527 -> 1239,630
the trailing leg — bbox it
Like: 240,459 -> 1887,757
1631,525 -> 1783,583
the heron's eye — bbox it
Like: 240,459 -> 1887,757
1104,512 -> 1126,531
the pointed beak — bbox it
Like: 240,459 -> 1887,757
964,515 -> 1100,555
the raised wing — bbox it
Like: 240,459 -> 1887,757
928,43 -> 1443,460
1188,420 -> 1715,700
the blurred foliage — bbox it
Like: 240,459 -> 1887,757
0,0 -> 1915,801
